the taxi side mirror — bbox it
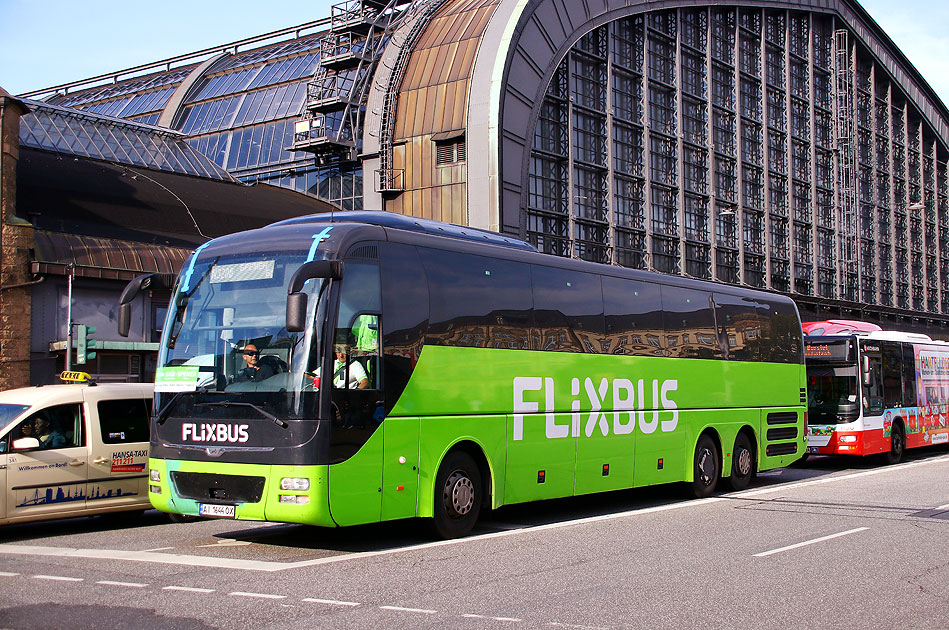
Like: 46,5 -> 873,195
12,437 -> 40,450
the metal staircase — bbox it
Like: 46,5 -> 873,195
291,0 -> 413,163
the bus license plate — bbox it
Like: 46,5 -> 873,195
807,447 -> 819,454
199,503 -> 236,518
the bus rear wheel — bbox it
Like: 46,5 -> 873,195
727,432 -> 755,491
883,422 -> 905,465
691,435 -> 720,498
432,451 -> 482,539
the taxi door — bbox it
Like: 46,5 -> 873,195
5,402 -> 89,522
84,389 -> 151,510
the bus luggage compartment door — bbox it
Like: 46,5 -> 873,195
381,417 -> 420,521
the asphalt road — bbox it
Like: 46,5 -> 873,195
1,448 -> 948,630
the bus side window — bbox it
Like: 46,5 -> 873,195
881,342 -> 903,408
351,313 -> 380,389
862,354 -> 884,415
902,344 -> 917,406
603,276 -> 663,357
660,285 -> 718,359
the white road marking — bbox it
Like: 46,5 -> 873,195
0,571 -> 19,577
163,586 -> 216,593
379,605 -> 437,614
33,575 -> 82,582
0,453 -> 944,572
230,591 -> 287,599
198,539 -> 251,548
754,527 -> 870,557
144,547 -> 175,552
96,580 -> 147,588
935,502 -> 949,510
302,598 -> 360,607
463,613 -> 522,622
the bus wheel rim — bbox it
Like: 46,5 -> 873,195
698,448 -> 714,485
736,447 -> 752,477
445,471 -> 474,517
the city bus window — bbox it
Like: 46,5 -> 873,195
902,344 -> 917,405
419,247 -> 532,350
862,352 -> 884,415
603,276 -> 662,356
532,265 -> 604,353
660,285 -> 717,359
881,342 -> 903,407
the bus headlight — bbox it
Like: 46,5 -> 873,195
280,478 -> 310,491
149,485 -> 162,494
839,435 -> 857,443
279,495 -> 310,504
150,469 -> 160,482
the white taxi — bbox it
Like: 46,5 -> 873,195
0,373 -> 152,525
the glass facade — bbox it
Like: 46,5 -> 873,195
525,7 -> 949,314
50,31 -> 363,211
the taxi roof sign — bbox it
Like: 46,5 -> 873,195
60,370 -> 92,383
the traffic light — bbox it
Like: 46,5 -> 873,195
76,324 -> 97,364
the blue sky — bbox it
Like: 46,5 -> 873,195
1,0 -> 948,105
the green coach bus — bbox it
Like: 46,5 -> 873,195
120,211 -> 805,538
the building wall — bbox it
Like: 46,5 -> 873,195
383,0 -> 500,223
0,94 -> 35,390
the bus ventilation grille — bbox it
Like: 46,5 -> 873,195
171,471 -> 266,503
767,412 -> 798,425
765,443 -> 798,456
800,388 -> 807,404
767,427 -> 798,441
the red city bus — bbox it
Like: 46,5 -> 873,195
805,331 -> 949,463
802,320 -> 882,336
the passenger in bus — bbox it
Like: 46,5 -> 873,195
235,344 -> 276,382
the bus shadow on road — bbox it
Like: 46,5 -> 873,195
213,448 -> 949,554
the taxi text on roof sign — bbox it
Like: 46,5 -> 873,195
60,371 -> 91,383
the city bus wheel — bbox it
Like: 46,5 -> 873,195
691,435 -> 720,498
883,423 -> 905,465
431,451 -> 482,539
727,433 -> 755,491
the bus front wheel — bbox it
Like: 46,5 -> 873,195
727,432 -> 755,491
432,451 -> 482,539
883,422 -> 905,465
691,435 -> 720,498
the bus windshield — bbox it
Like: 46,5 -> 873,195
156,249 -> 329,420
807,366 -> 858,424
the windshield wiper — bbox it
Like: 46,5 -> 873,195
193,401 -> 289,429
155,387 -> 208,425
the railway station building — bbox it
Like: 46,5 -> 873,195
6,0 -> 949,383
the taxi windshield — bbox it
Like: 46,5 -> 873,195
0,404 -> 30,433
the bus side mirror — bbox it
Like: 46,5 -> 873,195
117,273 -> 177,337
285,260 -> 343,333
287,293 -> 308,332
862,355 -> 871,386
